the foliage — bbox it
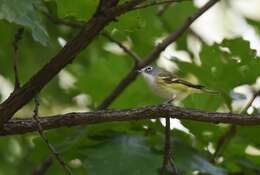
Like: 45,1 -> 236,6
0,0 -> 260,175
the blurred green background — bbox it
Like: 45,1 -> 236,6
1,0 -> 260,174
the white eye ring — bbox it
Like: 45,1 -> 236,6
145,66 -> 153,72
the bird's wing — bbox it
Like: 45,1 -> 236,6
171,79 -> 205,89
158,72 -> 204,89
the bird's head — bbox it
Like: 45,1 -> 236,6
138,65 -> 160,76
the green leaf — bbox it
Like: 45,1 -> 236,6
81,135 -> 162,175
175,38 -> 260,109
0,0 -> 49,45
56,0 -> 98,20
173,139 -> 227,175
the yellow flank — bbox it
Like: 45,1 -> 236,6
154,76 -> 201,100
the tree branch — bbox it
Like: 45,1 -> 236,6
42,11 -> 84,29
32,97 -> 73,175
160,117 -> 179,175
212,91 -> 260,161
133,0 -> 191,11
157,2 -> 172,16
0,0 -> 144,126
2,104 -> 260,136
97,0 -> 220,109
32,156 -> 53,175
101,32 -> 141,64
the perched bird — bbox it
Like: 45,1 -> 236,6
139,65 -> 218,102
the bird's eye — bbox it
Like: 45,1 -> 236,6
145,66 -> 153,72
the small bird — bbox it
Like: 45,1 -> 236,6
139,65 -> 218,102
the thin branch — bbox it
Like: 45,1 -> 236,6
42,11 -> 84,29
157,2 -> 172,16
98,0 -> 220,109
12,27 -> 24,90
101,32 -> 142,64
2,104 -> 260,136
133,0 -> 191,11
32,97 -> 73,175
97,67 -> 137,109
32,156 -> 53,175
212,125 -> 236,161
161,117 -> 179,175
43,13 -> 141,65
212,91 -> 259,161
43,1 -> 189,29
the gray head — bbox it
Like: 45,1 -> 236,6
139,65 -> 160,76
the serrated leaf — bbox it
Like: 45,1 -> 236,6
175,38 -> 260,109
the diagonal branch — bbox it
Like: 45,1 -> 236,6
42,11 -> 84,29
2,104 -> 260,136
157,2 -> 173,16
133,0 -> 191,11
32,156 -> 53,175
101,32 -> 142,64
32,97 -> 73,175
98,0 -> 220,109
0,0 -> 144,126
212,91 -> 260,161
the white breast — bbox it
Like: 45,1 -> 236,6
142,73 -> 172,98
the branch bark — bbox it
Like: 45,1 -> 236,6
0,0 -> 144,126
2,104 -> 260,136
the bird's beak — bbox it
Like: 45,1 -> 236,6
137,67 -> 145,73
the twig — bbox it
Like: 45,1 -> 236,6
42,1 -> 190,30
98,0 -> 220,109
32,156 -> 53,175
12,28 -> 24,90
157,2 -> 172,16
43,9 -> 169,65
212,125 -> 236,161
3,104 -> 260,136
212,91 -> 259,161
161,117 -> 179,175
94,0 -> 120,17
42,11 -> 84,29
101,32 -> 141,64
32,97 -> 74,175
133,0 -> 191,11
156,2 -> 206,63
